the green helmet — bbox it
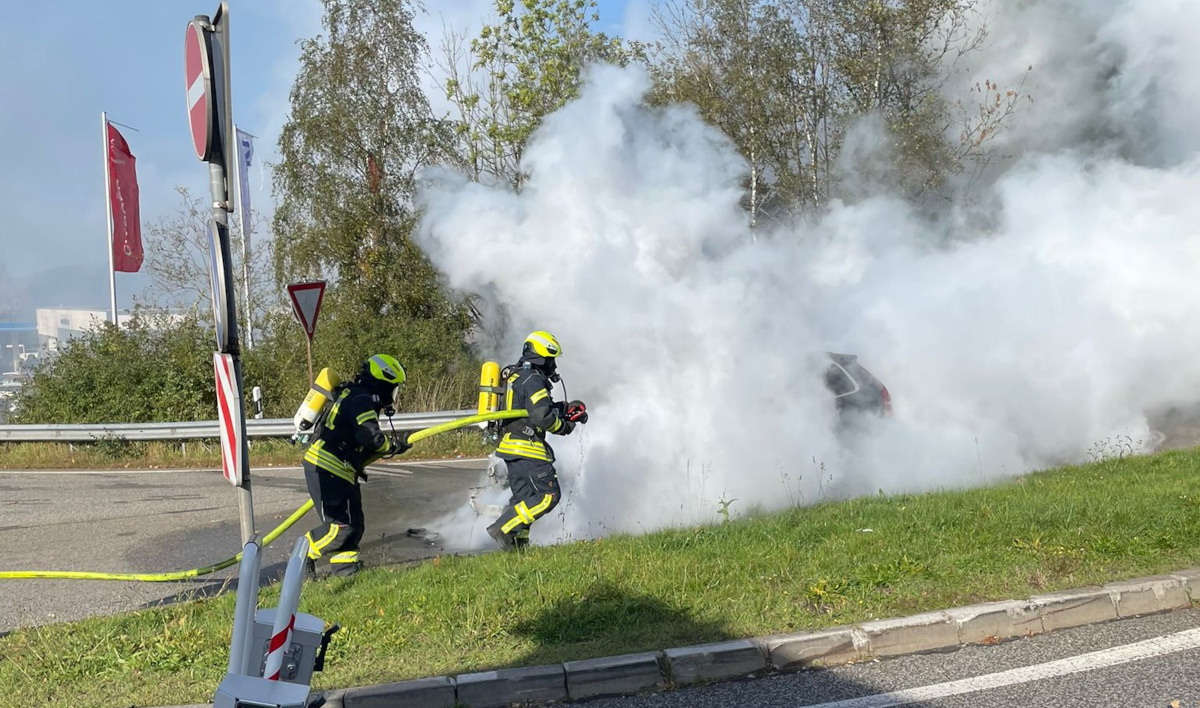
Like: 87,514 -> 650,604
523,330 -> 562,359
364,354 -> 406,387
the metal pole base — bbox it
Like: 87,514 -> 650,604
212,672 -> 310,707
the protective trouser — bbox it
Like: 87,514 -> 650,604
488,458 -> 560,548
302,459 -> 364,574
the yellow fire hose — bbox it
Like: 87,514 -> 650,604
0,409 -> 527,582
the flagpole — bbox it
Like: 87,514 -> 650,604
102,112 -> 117,325
234,123 -> 253,349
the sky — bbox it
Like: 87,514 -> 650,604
0,0 -> 648,313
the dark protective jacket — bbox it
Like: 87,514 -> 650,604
304,383 -> 392,483
497,363 -> 573,463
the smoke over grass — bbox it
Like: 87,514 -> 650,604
416,0 -> 1200,543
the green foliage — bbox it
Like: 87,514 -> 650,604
649,0 -> 1025,219
272,0 -> 475,395
12,310 -> 217,424
443,0 -> 646,187
248,307 -> 479,417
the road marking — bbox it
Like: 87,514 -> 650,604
0,458 -> 490,476
801,627 -> 1200,707
0,467 -> 296,476
363,467 -> 414,478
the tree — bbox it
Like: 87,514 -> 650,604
141,186 -> 274,337
438,0 -> 646,188
12,310 -> 217,424
648,0 -> 1027,219
273,0 -> 475,405
649,0 -> 805,222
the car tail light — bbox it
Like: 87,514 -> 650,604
881,385 -> 893,417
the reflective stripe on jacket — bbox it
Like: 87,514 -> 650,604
304,384 -> 390,483
498,365 -> 569,463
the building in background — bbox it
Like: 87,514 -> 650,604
0,321 -> 39,373
0,322 -> 38,421
36,307 -> 132,352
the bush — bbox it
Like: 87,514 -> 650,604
13,310 -> 217,424
246,297 -> 480,419
13,300 -> 483,425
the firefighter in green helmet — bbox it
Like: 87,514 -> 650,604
487,331 -> 588,550
302,354 -> 411,577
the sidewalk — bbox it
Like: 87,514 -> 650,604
163,568 -> 1200,708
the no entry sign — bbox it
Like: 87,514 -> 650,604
185,20 -> 216,161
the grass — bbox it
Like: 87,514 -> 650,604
4,447 -> 1200,706
0,430 -> 495,469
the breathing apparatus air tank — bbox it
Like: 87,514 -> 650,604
477,361 -> 501,415
292,367 -> 341,436
477,361 -> 502,443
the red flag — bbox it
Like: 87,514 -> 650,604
106,123 -> 143,273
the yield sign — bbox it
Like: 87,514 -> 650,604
185,20 -> 215,161
287,281 -> 326,341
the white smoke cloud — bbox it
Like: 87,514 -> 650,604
416,0 -> 1200,545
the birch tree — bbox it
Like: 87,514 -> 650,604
273,0 -> 474,403
438,0 -> 645,188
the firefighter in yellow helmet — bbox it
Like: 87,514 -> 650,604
487,331 -> 588,550
302,354 -> 411,577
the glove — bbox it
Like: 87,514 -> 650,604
391,431 -> 412,454
566,400 -> 588,425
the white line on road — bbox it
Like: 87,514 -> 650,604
0,466 -> 298,476
0,458 -> 489,476
801,627 -> 1200,707
362,467 -> 414,478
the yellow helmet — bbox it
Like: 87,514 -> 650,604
365,354 -> 406,386
523,330 -> 562,359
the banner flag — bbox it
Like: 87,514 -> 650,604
106,123 -> 143,273
236,127 -> 254,244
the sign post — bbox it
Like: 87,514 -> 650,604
187,3 -> 254,545
287,281 -> 326,386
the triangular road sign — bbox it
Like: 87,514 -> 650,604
287,281 -> 326,341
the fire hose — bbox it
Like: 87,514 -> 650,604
0,409 -> 527,582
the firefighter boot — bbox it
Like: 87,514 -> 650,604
329,551 -> 362,577
330,560 -> 362,578
486,518 -> 516,550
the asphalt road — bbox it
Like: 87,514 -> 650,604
0,458 -> 492,632
581,609 -> 1200,708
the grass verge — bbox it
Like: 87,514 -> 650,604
3,448 -> 1200,706
0,430 -> 495,470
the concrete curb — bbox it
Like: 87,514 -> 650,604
159,569 -> 1200,708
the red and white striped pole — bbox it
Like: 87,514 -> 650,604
263,535 -> 310,681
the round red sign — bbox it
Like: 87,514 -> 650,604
185,22 -> 214,161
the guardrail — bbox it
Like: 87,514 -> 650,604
0,410 -> 478,443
